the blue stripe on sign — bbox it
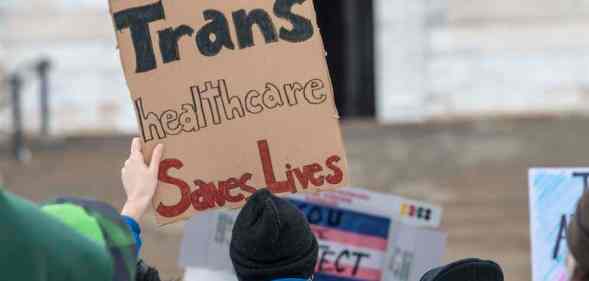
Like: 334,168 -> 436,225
289,199 -> 390,239
314,272 -> 363,281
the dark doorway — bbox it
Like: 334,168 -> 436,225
314,0 -> 375,118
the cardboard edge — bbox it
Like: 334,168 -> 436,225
306,0 -> 349,186
107,1 -> 156,165
107,0 -> 165,226
308,0 -> 341,121
108,0 -> 140,84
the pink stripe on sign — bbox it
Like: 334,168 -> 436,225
310,225 -> 388,251
556,270 -> 568,281
317,265 -> 382,281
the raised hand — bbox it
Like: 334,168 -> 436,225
121,138 -> 164,221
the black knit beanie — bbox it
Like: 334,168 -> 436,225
420,258 -> 504,281
230,189 -> 318,281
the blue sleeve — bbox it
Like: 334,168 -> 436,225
122,215 -> 142,256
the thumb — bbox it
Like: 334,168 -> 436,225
149,144 -> 164,173
130,137 -> 142,156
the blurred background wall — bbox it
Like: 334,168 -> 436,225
0,0 -> 133,136
1,0 -> 589,135
376,0 -> 589,122
2,1 -> 588,279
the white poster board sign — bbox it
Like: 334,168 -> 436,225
289,187 -> 443,228
180,187 -> 446,281
383,221 -> 447,281
529,168 -> 589,281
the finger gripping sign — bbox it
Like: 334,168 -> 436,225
109,0 -> 349,225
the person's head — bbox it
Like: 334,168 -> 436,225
230,189 -> 318,281
420,258 -> 504,281
567,255 -> 589,281
567,191 -> 589,281
41,197 -> 138,281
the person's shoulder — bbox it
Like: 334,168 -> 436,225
137,259 -> 162,281
0,191 -> 113,281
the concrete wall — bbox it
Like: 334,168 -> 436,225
0,0 -> 136,135
446,0 -> 589,23
376,0 -> 589,122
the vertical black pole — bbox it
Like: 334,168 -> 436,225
359,0 -> 376,117
36,59 -> 51,138
9,74 -> 24,160
343,0 -> 360,117
314,0 -> 347,116
343,0 -> 377,117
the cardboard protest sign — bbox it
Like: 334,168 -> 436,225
529,168 -> 589,281
180,188 -> 446,281
109,0 -> 348,224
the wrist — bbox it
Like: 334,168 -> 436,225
122,198 -> 150,221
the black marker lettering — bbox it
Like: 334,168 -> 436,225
113,2 -> 165,73
159,25 -> 195,63
553,214 -> 568,259
274,0 -> 314,42
196,10 -> 236,56
233,9 -> 278,49
573,172 -> 589,191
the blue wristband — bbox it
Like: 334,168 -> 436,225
122,215 -> 143,256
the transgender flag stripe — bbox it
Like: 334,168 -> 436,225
315,264 -> 382,281
289,199 -> 390,238
314,273 -> 363,281
311,225 -> 388,251
290,198 -> 392,281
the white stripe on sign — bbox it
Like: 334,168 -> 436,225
317,240 -> 386,270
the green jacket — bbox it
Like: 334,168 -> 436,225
0,189 -> 113,281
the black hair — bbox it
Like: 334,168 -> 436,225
572,266 -> 589,281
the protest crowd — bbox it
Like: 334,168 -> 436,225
1,138 -> 507,281
3,137 -> 589,281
